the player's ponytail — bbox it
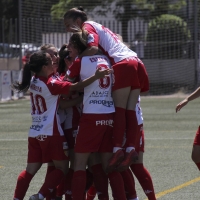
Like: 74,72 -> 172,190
11,63 -> 32,93
11,51 -> 49,92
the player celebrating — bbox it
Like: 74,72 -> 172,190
66,32 -> 127,200
63,7 -> 149,171
12,51 -> 111,200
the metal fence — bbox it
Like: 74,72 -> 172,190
0,1 -> 199,94
0,17 -> 197,59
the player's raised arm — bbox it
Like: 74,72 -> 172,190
69,68 -> 112,91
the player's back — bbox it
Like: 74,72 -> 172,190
83,21 -> 137,64
80,55 -> 115,114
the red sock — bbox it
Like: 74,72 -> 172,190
86,169 -> 94,191
64,168 -> 74,200
13,170 -> 34,200
113,107 -> 126,147
91,164 -> 108,199
195,162 -> 200,170
108,171 -> 126,200
39,169 -> 64,197
126,110 -> 139,147
56,178 -> 65,197
86,184 -> 96,200
131,164 -> 156,200
71,170 -> 86,200
120,169 -> 137,199
45,166 -> 57,200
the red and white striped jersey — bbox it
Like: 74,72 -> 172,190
67,55 -> 115,114
82,21 -> 137,65
28,74 -> 72,137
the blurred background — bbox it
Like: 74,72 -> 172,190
0,0 -> 199,97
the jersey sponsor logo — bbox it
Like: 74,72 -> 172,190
89,100 -> 114,107
96,119 -> 113,126
30,84 -> 42,92
32,115 -> 48,123
89,56 -> 108,63
30,124 -> 44,131
89,91 -> 109,97
87,33 -> 94,43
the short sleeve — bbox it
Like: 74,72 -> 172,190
83,23 -> 99,47
66,58 -> 81,81
47,78 -> 72,95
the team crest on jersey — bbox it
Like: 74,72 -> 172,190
87,34 -> 94,43
97,64 -> 110,89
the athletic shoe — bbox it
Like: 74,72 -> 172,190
106,149 -> 124,172
117,149 -> 138,171
29,194 -> 44,200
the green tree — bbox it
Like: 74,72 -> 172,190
51,0 -> 186,42
146,14 -> 191,58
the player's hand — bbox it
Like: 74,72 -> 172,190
95,68 -> 113,79
176,99 -> 188,113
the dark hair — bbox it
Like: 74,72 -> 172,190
64,8 -> 88,22
11,51 -> 49,92
70,32 -> 87,54
58,44 -> 70,74
40,43 -> 55,51
77,6 -> 84,11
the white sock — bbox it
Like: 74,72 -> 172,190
126,147 -> 135,153
113,147 -> 122,153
